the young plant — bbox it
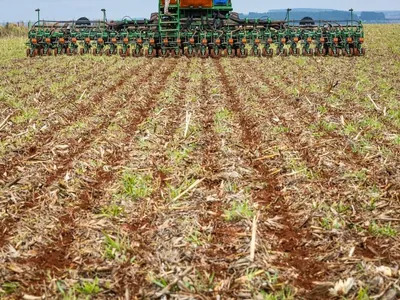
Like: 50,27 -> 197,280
344,122 -> 358,136
214,108 -> 233,134
317,106 -> 328,115
273,125 -> 290,134
369,222 -> 397,237
224,200 -> 254,221
167,178 -> 196,201
0,282 -> 19,295
75,278 -> 102,296
321,120 -> 337,132
189,270 -> 215,292
186,230 -> 203,247
103,232 -> 130,262
100,202 -> 124,218
148,272 -> 169,289
168,146 -> 193,164
357,287 -> 370,300
122,171 -> 153,200
56,281 -> 77,300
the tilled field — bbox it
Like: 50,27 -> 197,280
0,25 -> 400,299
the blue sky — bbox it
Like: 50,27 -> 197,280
1,0 -> 399,22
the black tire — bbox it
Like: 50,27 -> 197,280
236,48 -> 248,58
224,49 -> 235,58
145,48 -> 157,58
184,49 -> 195,58
211,48 -> 221,58
262,48 -> 273,57
158,49 -> 170,58
199,48 -> 209,58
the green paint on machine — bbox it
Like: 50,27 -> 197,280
26,1 -> 365,58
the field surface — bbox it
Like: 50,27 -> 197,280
0,25 -> 400,299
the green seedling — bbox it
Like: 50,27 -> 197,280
224,200 -> 254,221
122,172 -> 153,200
0,282 -> 19,295
214,108 -> 233,134
369,222 -> 397,237
100,202 -> 124,218
75,278 -> 102,296
103,232 -> 130,261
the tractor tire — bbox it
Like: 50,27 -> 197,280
236,48 -> 248,58
224,49 -> 235,58
199,48 -> 209,58
262,48 -> 273,57
145,48 -> 157,58
210,48 -> 220,58
133,48 -> 144,57
184,49 -> 195,58
250,48 -> 261,57
289,47 -> 299,56
170,49 -> 182,58
158,49 -> 170,58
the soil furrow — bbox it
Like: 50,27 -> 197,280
4,61 -> 181,297
94,59 -> 209,296
112,60 -> 196,294
0,59 -> 181,297
222,58 -> 399,295
0,60 -> 171,251
214,58 -> 329,294
0,60 -> 126,143
0,61 -> 148,181
236,59 -> 400,224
